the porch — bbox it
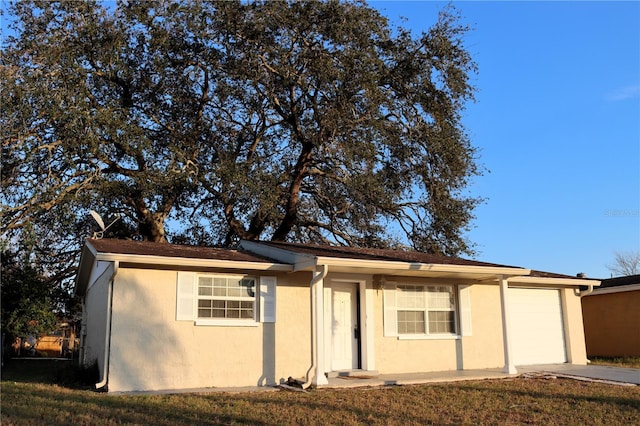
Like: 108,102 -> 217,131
322,368 -> 515,389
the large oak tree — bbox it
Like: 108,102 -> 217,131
2,0 -> 481,259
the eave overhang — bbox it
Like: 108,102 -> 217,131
91,252 -> 294,272
74,240 -> 293,297
74,243 -> 99,297
507,275 -> 601,288
295,256 -> 531,282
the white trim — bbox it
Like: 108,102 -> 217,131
94,252 -> 293,272
194,319 -> 259,327
508,276 -> 600,287
582,283 -> 640,296
313,257 -> 530,277
397,334 -> 461,340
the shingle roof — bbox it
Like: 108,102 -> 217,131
84,239 -> 590,281
86,238 -> 279,264
600,274 -> 640,288
528,270 -> 588,280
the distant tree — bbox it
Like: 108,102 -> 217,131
1,246 -> 59,353
2,0 -> 481,256
607,251 -> 640,277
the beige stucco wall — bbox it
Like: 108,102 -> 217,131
82,263 -> 113,375
374,282 -> 506,374
458,285 -> 506,369
107,268 -> 312,392
561,288 -> 588,364
582,290 -> 640,357
99,266 -> 590,391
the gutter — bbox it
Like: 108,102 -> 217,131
93,252 -> 292,272
578,283 -> 594,297
95,260 -> 119,391
303,264 -> 328,390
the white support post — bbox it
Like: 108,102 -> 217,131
312,267 -> 328,385
499,276 -> 518,374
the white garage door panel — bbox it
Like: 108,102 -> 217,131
509,288 -> 567,365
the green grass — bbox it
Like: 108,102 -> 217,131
1,359 -> 639,425
589,356 -> 640,369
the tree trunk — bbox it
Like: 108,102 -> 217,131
272,141 -> 313,241
139,212 -> 168,243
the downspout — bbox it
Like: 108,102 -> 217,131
95,260 -> 118,391
79,300 -> 86,365
302,264 -> 328,390
577,284 -> 594,297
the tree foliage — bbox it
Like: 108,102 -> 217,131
2,0 -> 481,256
1,245 -> 59,344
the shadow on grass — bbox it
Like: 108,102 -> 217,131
1,382 -> 255,425
1,358 -> 98,390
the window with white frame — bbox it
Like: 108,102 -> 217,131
176,272 -> 276,326
396,284 -> 457,335
197,275 -> 256,320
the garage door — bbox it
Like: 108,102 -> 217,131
508,288 -> 567,365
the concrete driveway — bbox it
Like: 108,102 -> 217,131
518,364 -> 640,386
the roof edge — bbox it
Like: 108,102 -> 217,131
94,251 -> 294,272
507,275 -> 601,287
582,283 -> 640,296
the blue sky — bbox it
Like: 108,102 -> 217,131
373,1 -> 640,278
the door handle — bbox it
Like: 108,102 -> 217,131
354,327 -> 360,339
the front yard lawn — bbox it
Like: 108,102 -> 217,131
1,360 -> 639,425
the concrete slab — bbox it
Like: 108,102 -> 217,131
322,368 -> 516,389
323,364 -> 640,389
518,364 -> 640,386
111,364 -> 639,395
110,385 -> 279,396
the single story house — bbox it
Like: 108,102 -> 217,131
75,238 -> 598,392
581,274 -> 640,357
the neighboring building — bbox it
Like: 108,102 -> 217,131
75,238 -> 597,393
10,323 -> 78,358
581,274 -> 640,357
34,323 -> 78,358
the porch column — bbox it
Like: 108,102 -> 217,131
499,276 -> 518,374
311,266 -> 328,385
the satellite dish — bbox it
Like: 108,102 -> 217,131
90,210 -> 106,231
89,210 -> 121,239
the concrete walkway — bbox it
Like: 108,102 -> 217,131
323,368 -> 512,389
517,364 -> 640,386
323,364 -> 640,389
112,364 -> 639,395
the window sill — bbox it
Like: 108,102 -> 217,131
397,334 -> 461,340
195,319 -> 259,327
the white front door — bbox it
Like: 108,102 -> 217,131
330,283 -> 359,371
